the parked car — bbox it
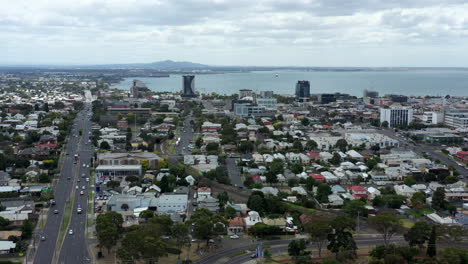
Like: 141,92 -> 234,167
230,235 -> 239,239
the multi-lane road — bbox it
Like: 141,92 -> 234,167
33,94 -> 93,264
378,129 -> 468,179
195,236 -> 407,264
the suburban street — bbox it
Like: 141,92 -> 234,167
33,93 -> 93,264
176,112 -> 195,156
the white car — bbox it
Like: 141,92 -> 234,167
75,186 -> 79,190
230,235 -> 239,239
86,165 -> 89,168
82,186 -> 86,190
86,178 -> 89,182
69,229 -> 74,235
80,191 -> 84,195
82,164 -> 86,167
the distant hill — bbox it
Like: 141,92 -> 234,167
90,60 -> 210,69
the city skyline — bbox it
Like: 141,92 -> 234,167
2,0 -> 468,67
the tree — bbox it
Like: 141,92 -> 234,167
304,215 -> 332,257
117,223 -> 167,263
330,152 -> 342,165
100,141 -> 111,150
21,220 -> 33,239
188,208 -> 227,245
327,215 -> 357,260
224,206 -> 236,219
268,159 -> 284,175
0,216 -> 9,229
305,140 -> 318,150
432,187 -> 447,210
437,225 -> 467,243
368,212 -> 403,246
265,172 -> 278,185
316,183 -> 332,203
217,192 -> 229,206
288,239 -> 310,261
171,223 -> 190,259
404,177 -> 417,186
206,142 -> 219,153
343,200 -> 367,217
305,177 -> 316,191
370,144 -> 380,153
335,139 -> 348,152
404,221 -> 432,248
38,173 -> 51,183
247,193 -> 265,215
292,141 -> 303,152
439,248 -> 468,264
96,212 -> 123,253
381,121 -> 389,128
238,141 -> 254,153
410,192 -> 425,209
290,163 -> 303,174
426,225 -> 437,258
106,180 -> 120,190
139,210 -> 154,220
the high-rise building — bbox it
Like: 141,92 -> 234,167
181,75 -> 197,97
363,89 -> 379,98
130,79 -> 147,98
380,106 -> 414,127
295,80 -> 310,99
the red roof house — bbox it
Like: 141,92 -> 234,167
309,173 -> 325,182
347,186 -> 368,200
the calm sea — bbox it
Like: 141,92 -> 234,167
111,70 -> 468,97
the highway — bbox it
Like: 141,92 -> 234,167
195,236 -> 406,264
57,102 -> 93,263
33,93 -> 93,264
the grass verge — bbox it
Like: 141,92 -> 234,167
228,251 -> 246,258
57,196 -> 74,246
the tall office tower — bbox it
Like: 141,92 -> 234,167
181,75 -> 197,98
130,79 -> 147,98
295,80 -> 310,99
363,89 -> 379,98
380,106 -> 414,127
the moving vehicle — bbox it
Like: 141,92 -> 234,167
41,236 -> 46,241
69,229 -> 74,235
53,210 -> 59,214
80,191 -> 84,195
77,207 -> 82,214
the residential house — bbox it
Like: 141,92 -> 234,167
347,186 -> 368,200
394,184 -> 416,198
227,217 -> 245,235
244,211 -> 262,230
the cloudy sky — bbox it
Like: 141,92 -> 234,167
2,0 -> 468,66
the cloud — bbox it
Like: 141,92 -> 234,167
1,0 -> 468,66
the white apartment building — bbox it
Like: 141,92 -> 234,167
421,112 -> 444,125
380,106 -> 413,127
444,109 -> 468,128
